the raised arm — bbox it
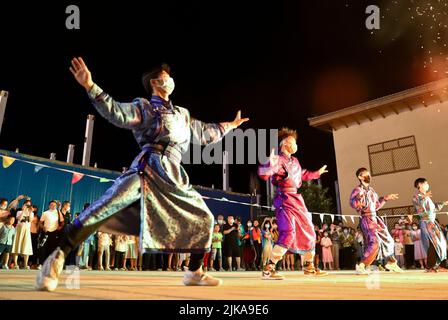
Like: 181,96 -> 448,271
70,57 -> 144,130
189,110 -> 249,146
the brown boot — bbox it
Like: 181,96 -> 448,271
303,261 -> 328,276
261,263 -> 285,280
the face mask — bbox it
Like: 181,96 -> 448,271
343,230 -> 348,234
289,143 -> 298,154
413,226 -> 417,230
265,224 -> 270,229
324,233 -> 328,237
157,77 -> 175,94
422,184 -> 430,192
218,220 -> 223,225
0,204 -> 6,210
247,223 -> 252,227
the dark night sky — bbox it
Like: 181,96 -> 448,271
1,0 -> 446,202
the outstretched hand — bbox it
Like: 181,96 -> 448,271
318,165 -> 328,175
69,57 -> 94,91
384,194 -> 399,201
224,111 -> 249,130
269,148 -> 279,167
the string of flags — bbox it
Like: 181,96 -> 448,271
1,154 -> 115,185
2,155 -> 448,222
202,196 -> 448,223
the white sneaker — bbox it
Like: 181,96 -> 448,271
35,247 -> 65,292
385,262 -> 404,273
183,268 -> 223,286
262,264 -> 285,280
356,263 -> 369,275
2,264 -> 9,270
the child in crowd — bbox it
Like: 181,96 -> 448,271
320,231 -> 333,270
394,237 -> 405,268
0,216 -> 16,269
210,223 -> 223,272
114,235 -> 128,271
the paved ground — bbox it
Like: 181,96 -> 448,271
0,269 -> 447,300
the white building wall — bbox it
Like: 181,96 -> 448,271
333,102 -> 448,225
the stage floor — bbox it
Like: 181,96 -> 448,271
0,269 -> 447,300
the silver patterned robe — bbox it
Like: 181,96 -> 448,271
75,84 -> 230,254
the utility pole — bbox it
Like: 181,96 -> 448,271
82,115 -> 95,166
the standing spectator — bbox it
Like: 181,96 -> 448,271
314,225 -> 323,269
320,231 -> 333,270
391,223 -> 404,244
236,217 -> 245,268
77,233 -> 94,270
0,216 -> 16,269
125,235 -> 138,270
394,237 -> 405,268
261,218 -> 274,268
283,251 -> 295,271
177,253 -> 190,270
223,215 -> 243,271
11,203 -> 34,269
411,223 -> 427,269
39,200 -> 63,265
114,235 -> 128,271
3,195 -> 27,223
210,224 -> 223,271
354,227 -> 364,266
216,214 -> 226,232
29,205 -> 40,269
403,224 -> 415,269
243,220 -> 256,271
97,231 -> 112,271
330,224 -> 341,270
339,227 -> 354,270
252,220 -> 262,270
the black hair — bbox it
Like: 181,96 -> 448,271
414,177 -> 427,189
83,203 -> 90,210
0,198 -> 7,204
227,215 -> 234,219
49,200 -> 56,205
62,201 -> 70,207
356,167 -> 368,178
142,63 -> 171,94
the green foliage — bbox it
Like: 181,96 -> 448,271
298,181 -> 335,226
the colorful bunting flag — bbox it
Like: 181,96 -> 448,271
34,165 -> 44,173
99,178 -> 111,183
341,215 -> 347,223
2,156 -> 16,168
71,172 -> 85,184
319,213 -> 324,223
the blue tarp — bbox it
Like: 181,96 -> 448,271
0,149 -> 253,222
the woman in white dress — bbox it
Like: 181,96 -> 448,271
12,204 -> 34,269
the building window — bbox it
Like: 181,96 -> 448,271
378,205 -> 418,230
368,136 -> 420,176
